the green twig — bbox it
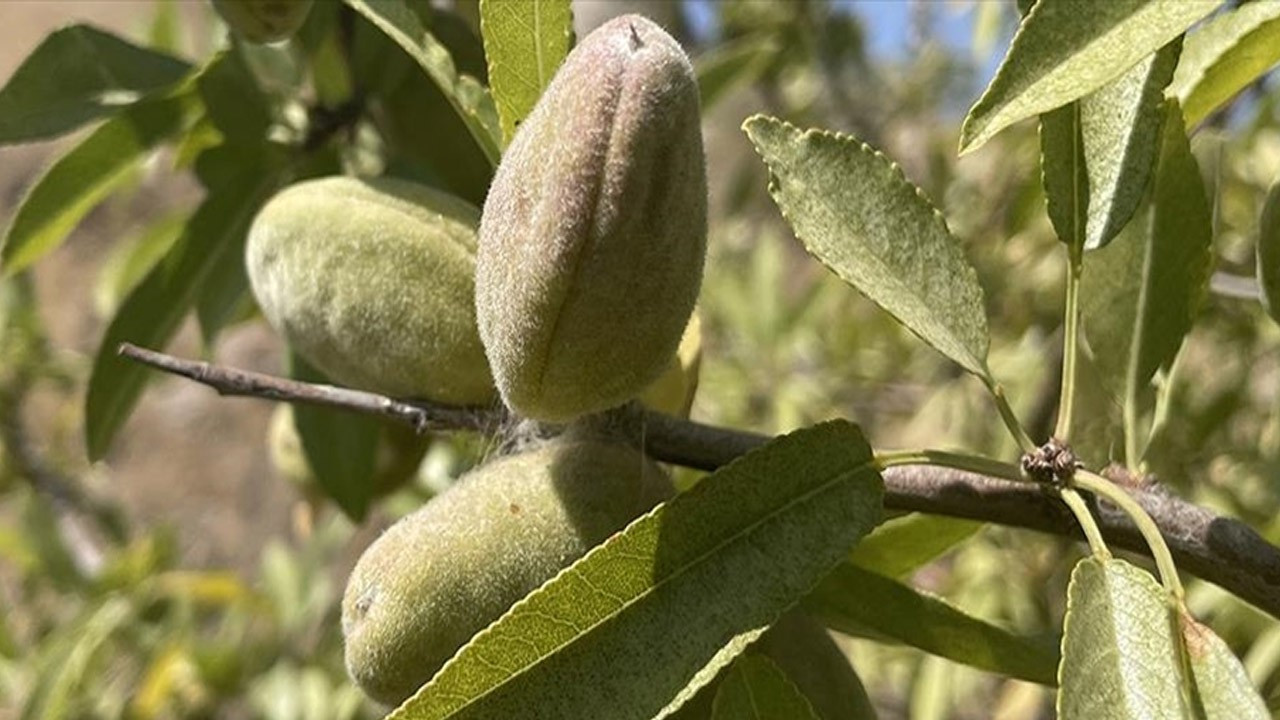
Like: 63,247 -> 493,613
1074,469 -> 1184,599
874,448 -> 1025,482
1059,487 -> 1110,558
982,377 -> 1037,454
1054,244 -> 1082,441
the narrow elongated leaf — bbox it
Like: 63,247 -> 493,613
1082,101 -> 1213,402
711,655 -> 820,720
479,0 -> 572,145
390,420 -> 884,720
805,563 -> 1059,685
1170,2 -> 1280,128
84,145 -> 288,459
1179,610 -> 1270,719
289,356 -> 380,521
1,90 -> 197,276
0,24 -> 191,145
344,0 -> 502,166
847,513 -> 981,579
960,0 -> 1218,153
1259,179 -> 1280,324
1039,102 -> 1088,251
1057,557 -> 1187,719
695,34 -> 780,110
93,214 -> 187,317
744,115 -> 991,378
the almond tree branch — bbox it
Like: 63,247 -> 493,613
117,343 -> 1280,619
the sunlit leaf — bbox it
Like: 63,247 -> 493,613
1,90 -> 198,276
1082,100 -> 1213,409
805,563 -> 1059,685
960,0 -> 1218,153
1180,610 -> 1270,719
391,420 -> 884,720
745,115 -> 991,379
344,0 -> 502,166
847,513 -> 981,579
1057,557 -> 1187,718
0,24 -> 190,145
479,0 -> 573,145
1259,178 -> 1280,325
711,655 -> 820,720
1170,1 -> 1280,128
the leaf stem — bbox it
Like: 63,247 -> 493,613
1073,469 -> 1184,600
1054,244 -> 1082,441
1058,487 -> 1110,558
982,378 -> 1037,454
874,448 -> 1025,483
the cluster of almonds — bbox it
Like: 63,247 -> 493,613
243,14 -> 866,716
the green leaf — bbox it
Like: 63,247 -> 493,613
1,90 -> 197,276
805,563 -> 1059,686
479,0 -> 573,146
847,513 -> 981,579
390,420 -> 884,720
84,145 -> 288,460
1170,1 -> 1280,129
744,115 -> 991,379
695,34 -> 781,110
711,655 -> 820,720
1057,557 -> 1188,719
1258,179 -> 1280,325
959,0 -> 1219,153
196,48 -> 272,144
0,24 -> 191,145
344,0 -> 502,166
1039,102 -> 1089,251
1082,100 -> 1212,408
92,213 -> 188,318
288,356 -> 380,521
1179,610 -> 1270,719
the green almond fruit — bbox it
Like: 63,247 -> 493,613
476,13 -> 707,423
211,0 -> 313,44
246,176 -> 496,405
341,437 -> 673,705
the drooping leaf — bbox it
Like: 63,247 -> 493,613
847,513 -> 982,579
695,34 -> 781,110
960,0 -> 1219,153
344,0 -> 502,166
1,90 -> 198,276
0,24 -> 191,145
1179,609 -> 1270,719
744,115 -> 991,379
805,563 -> 1059,686
1170,1 -> 1280,129
1039,102 -> 1089,251
479,0 -> 573,146
1259,179 -> 1280,324
93,214 -> 188,318
710,655 -> 820,720
287,356 -> 381,521
1057,557 -> 1187,719
1082,100 -> 1213,407
196,48 -> 272,144
84,144 -> 289,460
390,420 -> 884,720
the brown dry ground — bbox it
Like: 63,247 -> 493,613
1,2 -> 298,574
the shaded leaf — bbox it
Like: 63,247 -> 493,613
695,34 -> 780,110
344,0 -> 502,166
93,213 -> 188,317
479,0 -> 573,145
288,356 -> 380,521
711,655 -> 820,720
1,90 -> 197,276
1170,1 -> 1280,128
196,48 -> 272,144
1039,102 -> 1088,251
390,420 -> 884,720
1179,609 -> 1270,719
1057,557 -> 1187,719
847,513 -> 981,579
0,24 -> 191,145
1082,100 -> 1213,408
744,115 -> 991,378
805,563 -> 1059,686
960,0 -> 1218,153
84,144 -> 289,460
1259,179 -> 1280,324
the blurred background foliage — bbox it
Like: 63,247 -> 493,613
0,0 -> 1278,718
